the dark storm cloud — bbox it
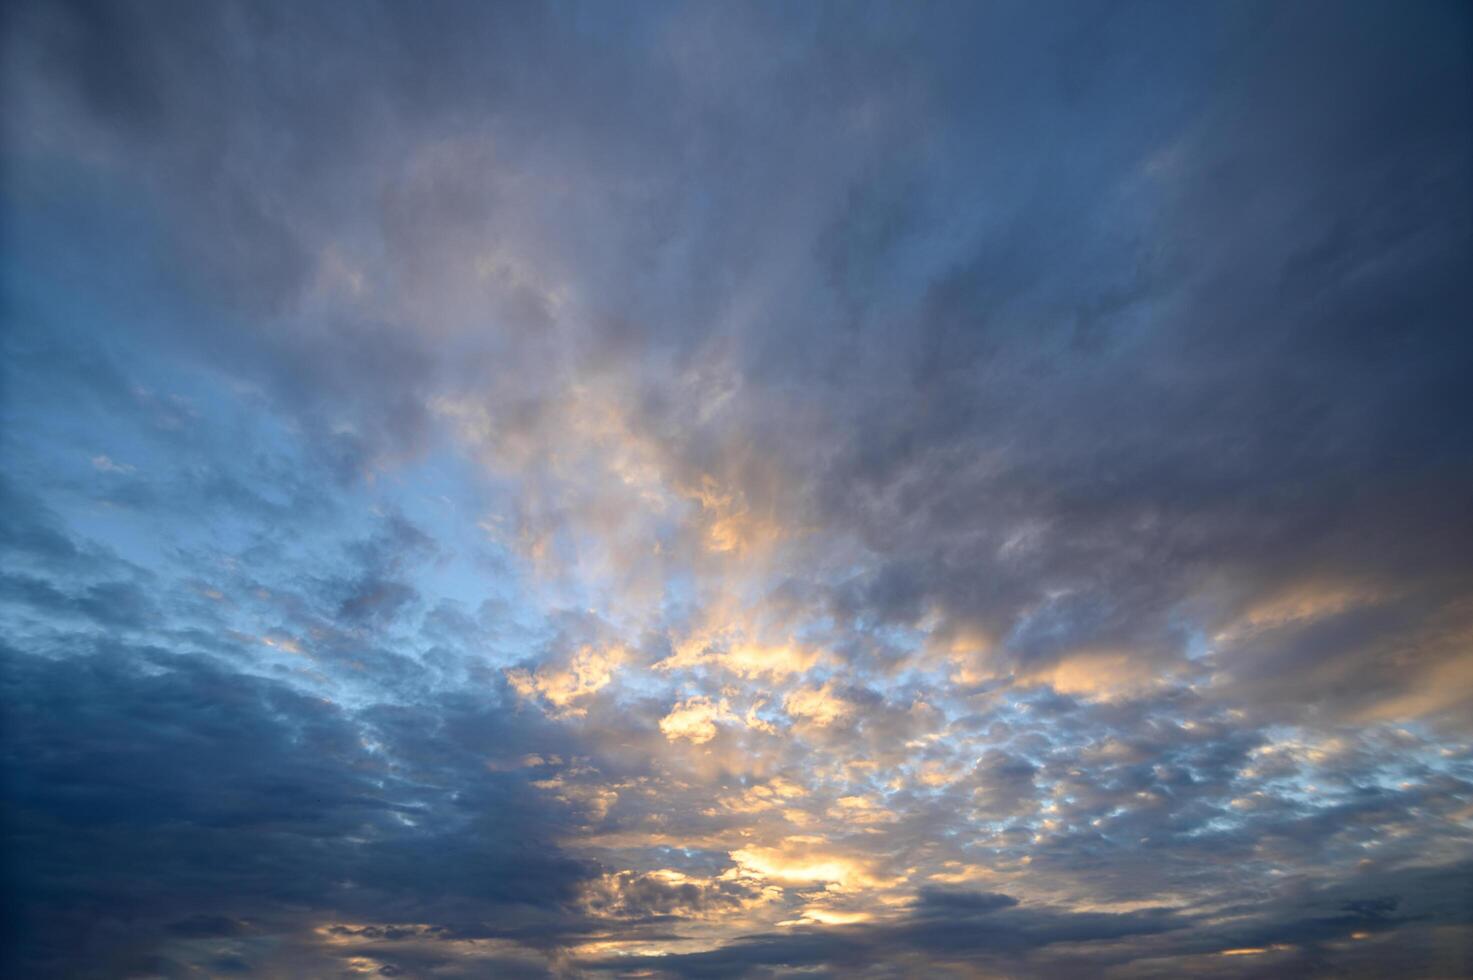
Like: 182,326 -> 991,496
913,888 -> 1019,915
586,889 -> 1182,978
0,487 -> 588,976
591,865 -> 1473,978
0,643 -> 601,978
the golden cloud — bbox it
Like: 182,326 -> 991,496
507,645 -> 625,716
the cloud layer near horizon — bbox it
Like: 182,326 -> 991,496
3,1 -> 1471,977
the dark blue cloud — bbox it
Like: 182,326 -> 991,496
0,643 -> 601,977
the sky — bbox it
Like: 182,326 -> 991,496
1,1 -> 1471,977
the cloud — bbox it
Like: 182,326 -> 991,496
509,645 -> 627,717
783,682 -> 852,728
0,645 -> 601,977
3,0 -> 1471,976
89,454 -> 134,473
729,838 -> 883,889
583,886 -> 1182,977
659,696 -> 736,744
